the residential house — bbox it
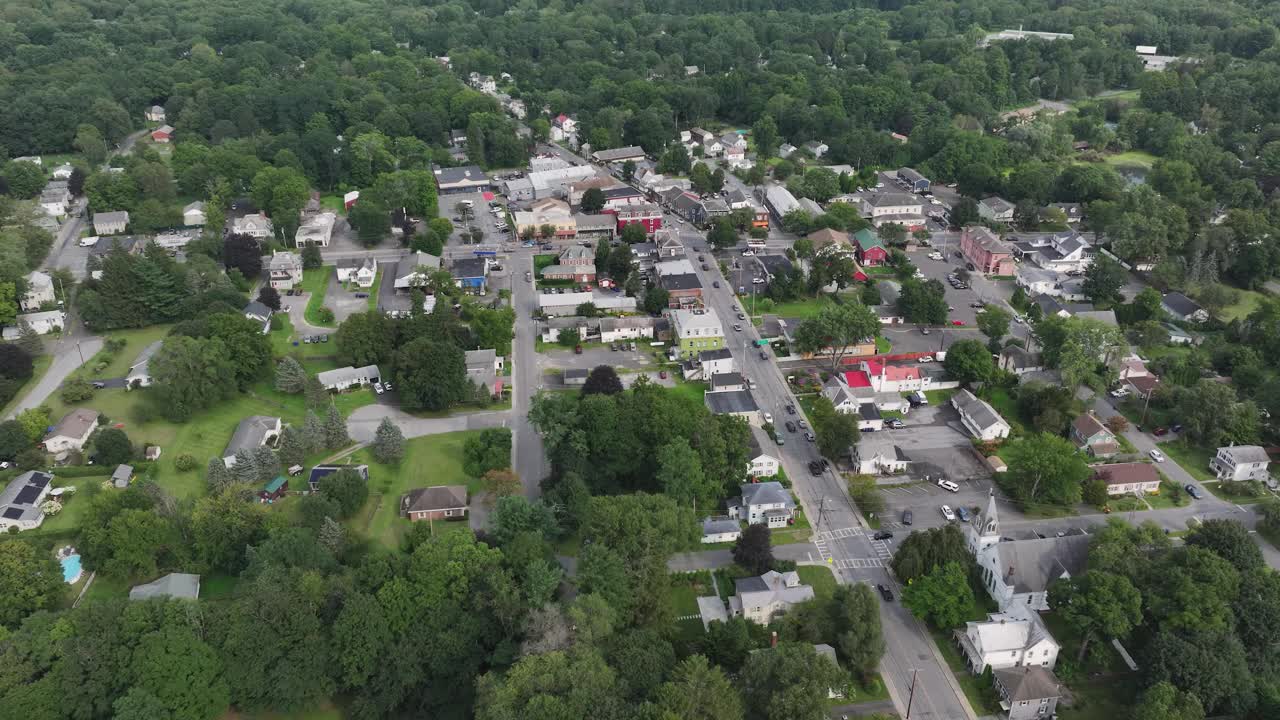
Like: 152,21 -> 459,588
1045,202 -> 1083,224
0,471 -> 54,531
896,167 -> 931,193
967,492 -> 1090,611
746,427 -> 782,478
93,210 -> 129,235
450,257 -> 490,294
710,372 -> 746,392
1165,323 -> 1196,345
568,175 -> 618,207
810,228 -> 853,256
126,341 -> 163,389
393,252 -> 442,292
1210,444 -> 1270,482
40,186 -> 70,217
20,271 -> 55,311
726,481 -> 795,527
129,573 -> 201,601
3,309 -> 63,339
222,416 -> 282,467
243,301 -> 273,334
541,246 -> 596,282
1032,294 -> 1070,319
1124,373 -> 1161,400
763,184 -> 801,223
144,105 -> 166,123
700,348 -> 736,376
960,226 -> 1016,276
999,346 -> 1044,375
842,191 -> 926,229
316,364 -> 382,391
344,190 -> 360,210
599,316 -> 657,342
336,257 -> 378,288
953,389 -> 1011,440
43,408 -> 98,454
853,228 -> 890,266
550,114 -> 577,142
183,201 -> 206,226
111,464 -> 133,489
591,146 -> 646,164
778,143 -> 798,158
978,196 -> 1016,223
150,125 -> 174,143
1011,231 -> 1094,273
659,272 -> 703,309
854,433 -> 911,475
573,213 -> 617,239
813,644 -> 845,699
1070,413 -> 1118,458
670,308 -> 724,358
401,485 -> 469,521
668,192 -> 707,225
1094,463 -> 1161,496
701,516 -> 742,544
614,203 -> 663,235
994,666 -> 1062,720
601,184 -> 645,209
1161,292 -> 1209,323
537,291 -> 636,317
704,389 -> 761,426
465,349 -> 505,397
956,600 -> 1060,675
307,464 -> 369,492
657,230 -> 684,257
295,211 -> 337,247
802,140 -> 829,158
267,251 -> 304,290
857,403 -> 884,432
729,570 -> 813,624
433,165 -> 492,194
231,213 -> 273,239
260,476 -> 288,502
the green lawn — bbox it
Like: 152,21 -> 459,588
770,511 -> 812,545
670,380 -> 707,404
303,267 -> 335,327
347,432 -> 481,549
1202,480 -> 1271,505
269,316 -> 344,374
365,268 -> 382,311
874,336 -> 891,354
0,353 -> 53,417
981,387 -> 1023,433
1102,150 -> 1158,169
923,389 -> 956,406
87,325 -> 174,379
1219,288 -> 1265,322
797,565 -> 837,600
318,195 -> 346,215
670,571 -> 715,616
1058,677 -> 1138,720
1158,440 -> 1215,483
743,292 -> 862,320
1144,480 -> 1190,509
533,253 -> 558,275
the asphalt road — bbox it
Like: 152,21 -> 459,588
511,247 -> 549,498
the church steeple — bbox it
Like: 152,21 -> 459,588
979,489 -> 1000,538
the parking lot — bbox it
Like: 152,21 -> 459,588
437,190 -> 511,248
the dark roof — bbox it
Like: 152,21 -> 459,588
402,485 -> 468,512
1072,413 -> 1110,439
999,533 -> 1091,593
243,300 -> 272,318
1032,294 -> 1065,315
660,273 -> 702,291
700,348 -> 733,361
994,666 -> 1061,703
434,165 -> 490,185
451,257 -> 488,278
1094,462 -> 1158,487
858,403 -> 882,421
756,255 -> 793,276
1162,292 -> 1203,317
705,389 -> 759,414
952,389 -> 1006,432
711,372 -> 745,389
308,464 -> 369,488
602,185 -> 641,199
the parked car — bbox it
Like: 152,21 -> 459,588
937,479 -> 960,492
956,506 -> 970,522
574,345 -> 583,354
918,355 -> 934,363
1153,427 -> 1169,436
712,280 -> 720,288
784,421 -> 796,433
902,509 -> 913,525
1109,388 -> 1130,398
786,404 -> 796,414
1149,449 -> 1166,463
355,292 -> 368,298
941,505 -> 956,521
876,584 -> 895,601
796,419 -> 807,429
697,255 -> 705,261
659,370 -> 667,379
1171,424 -> 1183,433
804,431 -> 815,442
886,419 -> 904,429
759,351 -> 768,360
921,328 -> 930,335
1185,484 -> 1203,499
737,312 -> 746,320
383,382 -> 392,392
763,412 -> 773,425
91,381 -> 106,389
733,323 -> 742,332
873,531 -> 894,540
701,264 -> 709,271
373,382 -> 384,394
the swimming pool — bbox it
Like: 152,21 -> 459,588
61,554 -> 82,584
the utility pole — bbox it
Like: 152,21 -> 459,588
906,668 -> 919,719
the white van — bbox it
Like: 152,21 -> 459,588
937,479 -> 959,493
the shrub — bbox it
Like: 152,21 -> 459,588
59,377 -> 94,403
174,454 -> 197,472
318,307 -> 335,323
103,337 -> 127,354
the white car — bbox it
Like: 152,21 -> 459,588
752,277 -> 766,284
383,381 -> 393,392
1109,388 -> 1130,398
937,479 -> 959,493
763,412 -> 774,425
941,505 -> 956,521
928,252 -> 943,261
79,236 -> 99,248
1149,449 -> 1166,463
373,382 -> 384,394
742,250 -> 755,256
917,355 -> 934,363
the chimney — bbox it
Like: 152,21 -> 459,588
770,631 -> 778,648
1006,565 -> 1015,581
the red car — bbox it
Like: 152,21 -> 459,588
1153,427 -> 1168,436
951,320 -> 964,326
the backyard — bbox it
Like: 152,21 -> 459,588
346,431 -> 483,549
303,267 -> 335,326
84,325 -> 174,379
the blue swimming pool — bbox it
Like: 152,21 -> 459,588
61,554 -> 82,584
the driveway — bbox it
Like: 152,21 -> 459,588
541,345 -> 657,372
377,261 -> 411,314
326,272 -> 368,323
345,404 -> 512,443
6,335 -> 103,419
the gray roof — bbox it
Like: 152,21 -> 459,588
129,573 -> 200,600
316,364 -> 381,386
1161,292 -> 1203,317
705,389 -> 759,415
401,485 -> 468,512
243,301 -> 272,319
94,210 -> 129,225
863,191 -> 919,208
998,533 -> 1091,593
700,348 -> 733,362
859,403 -> 882,421
952,389 -> 1007,434
451,257 -> 488,278
1033,294 -> 1065,316
0,471 -> 52,524
711,372 -> 745,389
660,273 -> 702,291
224,416 -> 279,458
395,251 -> 441,284
981,196 -> 1015,214
573,213 -> 616,231
592,145 -> 645,162
564,368 -> 589,380
1001,346 -> 1041,369
702,516 -> 741,536
898,167 -> 928,184
434,165 -> 490,186
111,464 -> 133,484
740,481 -> 793,509
465,349 -> 497,369
994,666 -> 1062,702
1218,444 -> 1269,464
46,408 -> 98,442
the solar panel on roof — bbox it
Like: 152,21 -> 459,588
13,486 -> 41,505
2,508 -> 23,520
28,474 -> 50,489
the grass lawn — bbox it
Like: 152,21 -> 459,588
365,268 -> 382,311
347,431 -> 481,549
201,573 -> 241,600
0,353 -> 53,416
923,389 -> 956,406
270,316 -> 344,374
874,336 -> 891,354
771,511 -> 812,545
318,195 -> 346,215
533,253 -> 558,274
1102,150 -> 1158,169
87,325 -> 174,379
797,565 -> 837,599
303,267 -> 335,327
1058,676 -> 1138,720
670,380 -> 707,404
1144,480 -> 1190,509
980,387 -> 1023,433
1202,480 -> 1270,505
744,292 -> 862,320
1219,288 -> 1266,322
670,571 -> 715,616
1157,440 -> 1214,483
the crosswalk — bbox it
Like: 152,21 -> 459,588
833,557 -> 885,569
810,526 -> 894,571
814,527 -> 864,541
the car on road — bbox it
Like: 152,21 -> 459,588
373,382 -> 384,394
742,250 -> 754,256
797,419 -> 807,429
902,510 -> 913,525
759,350 -> 768,360
1185,484 -> 1203,499
762,412 -> 773,425
752,277 -> 766,284
804,431 -> 815,442
1153,427 -> 1168,436
917,355 -> 934,363
712,280 -> 720,288
808,461 -> 823,476
1109,388 -> 1130,398
784,421 -> 796,433
1149,449 -> 1166,463
1014,315 -> 1025,324
886,419 -> 904,429
786,404 -> 796,414
737,312 -> 746,320
733,323 -> 742,332
970,302 -> 985,309
91,381 -> 106,389
951,320 -> 964,326
774,434 -> 785,446
383,381 -> 392,392
921,328 -> 930,335
941,505 -> 956,521
355,292 -> 368,298
574,345 -> 583,354
873,531 -> 894,540
876,584 -> 895,601
701,264 -> 710,271
697,255 -> 705,262
928,251 -> 944,261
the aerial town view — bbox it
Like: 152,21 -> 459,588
0,1 -> 1278,719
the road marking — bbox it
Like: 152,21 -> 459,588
834,558 -> 885,569
815,527 -> 863,541
870,539 -> 893,560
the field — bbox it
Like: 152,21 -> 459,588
303,267 -> 335,326
270,315 -> 345,374
347,431 -> 481,549
1219,288 -> 1266,322
796,564 -> 837,599
1157,440 -> 1215,483
85,325 -> 174,379
1102,150 -> 1158,169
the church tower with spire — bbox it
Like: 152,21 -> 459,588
967,489 -> 1002,555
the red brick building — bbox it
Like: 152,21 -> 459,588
960,226 -> 1015,275
613,203 -> 663,235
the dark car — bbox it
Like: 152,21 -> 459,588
713,280 -> 721,288
860,427 -> 876,433
786,404 -> 796,415
784,421 -> 796,433
701,264 -> 710,271
808,461 -> 823,476
873,531 -> 894,540
697,254 -> 705,262
1185,484 -> 1203,499
876,584 -> 894,601
902,510 -> 913,525
354,292 -> 368,298
1171,424 -> 1184,433
759,351 -> 768,360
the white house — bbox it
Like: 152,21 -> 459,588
953,389 -> 1011,441
701,516 -> 742,544
222,416 -> 282,466
144,105 -> 166,123
0,471 -> 55,532
317,364 -> 382,391
1210,444 -> 1270,482
729,570 -> 814,624
93,210 -> 129,235
967,493 -> 1090,611
699,348 -> 736,376
802,140 -> 829,158
183,201 -> 206,226
43,408 -> 99,453
126,341 -> 163,389
295,211 -> 337,247
1161,292 -> 1209,323
393,252 -> 442,291
726,481 -> 795,528
243,301 -> 273,334
1011,231 -> 1094,274
3,310 -> 65,339
956,600 -> 1061,674
51,164 -> 74,180
337,257 -> 378,288
978,196 -> 1016,223
231,213 -> 274,239
40,186 -> 70,217
20,271 -> 55,311
266,251 -> 304,290
853,434 -> 911,476
746,427 -> 781,478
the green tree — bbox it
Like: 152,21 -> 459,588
1132,682 -> 1205,720
896,278 -> 948,325
620,222 -> 648,244
73,124 -> 108,164
808,395 -> 858,462
372,417 -> 405,464
476,648 -> 623,720
653,655 -> 744,720
1049,570 -> 1142,661
334,311 -> 394,368
582,365 -> 624,396
792,302 -> 880,373
394,337 -> 469,411
276,425 -> 308,467
708,218 -> 739,249
1001,433 -> 1089,507
976,306 -> 1011,347
1082,254 -> 1127,305
464,428 -> 512,478
318,467 -> 368,518
14,406 -> 49,442
301,244 -> 323,269
901,561 -> 975,629
0,538 -> 63,627
149,336 -> 238,421
741,642 -> 845,720
205,457 -> 232,492
1186,519 -> 1264,573
752,115 -> 779,158
943,340 -> 996,386
322,403 -> 348,449
580,187 -> 606,213
732,523 -> 774,575
348,198 -> 391,246
0,420 -> 29,460
274,357 -> 307,394
643,286 -> 670,314
93,427 -> 133,466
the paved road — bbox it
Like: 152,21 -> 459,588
511,248 -> 548,497
6,333 -> 102,419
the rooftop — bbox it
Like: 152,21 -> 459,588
953,389 -> 1007,432
402,485 -> 468,512
705,389 -> 759,415
1094,462 -> 1159,487
129,573 -> 200,601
